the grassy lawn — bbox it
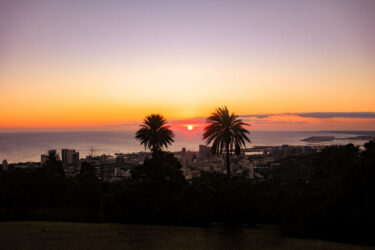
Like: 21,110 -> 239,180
0,221 -> 371,250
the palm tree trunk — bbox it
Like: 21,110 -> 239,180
226,143 -> 231,177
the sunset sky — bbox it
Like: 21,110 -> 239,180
1,0 -> 374,131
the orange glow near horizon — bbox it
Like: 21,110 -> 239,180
1,1 -> 374,131
1,58 -> 374,130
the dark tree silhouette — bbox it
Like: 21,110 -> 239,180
203,106 -> 250,176
44,150 -> 65,177
135,114 -> 175,154
131,151 -> 186,185
0,141 -> 375,244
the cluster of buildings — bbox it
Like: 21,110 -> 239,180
172,144 -> 324,180
1,144 -> 324,181
41,149 -> 80,176
173,145 -> 255,179
1,159 -> 40,170
244,145 -> 324,168
36,149 -> 148,181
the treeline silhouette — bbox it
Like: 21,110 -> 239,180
0,141 -> 375,245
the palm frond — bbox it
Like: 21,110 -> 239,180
203,106 -> 251,155
135,114 -> 175,153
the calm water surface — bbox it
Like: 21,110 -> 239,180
0,130 -> 367,163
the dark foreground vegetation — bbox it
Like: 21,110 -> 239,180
0,141 -> 374,245
1,221 -> 372,250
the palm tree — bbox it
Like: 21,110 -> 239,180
135,114 -> 175,154
203,106 -> 250,177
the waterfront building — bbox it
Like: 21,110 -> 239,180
60,149 -> 81,175
62,149 -> 74,166
41,154 -> 48,166
72,151 -> 80,171
41,150 -> 59,166
2,159 -> 8,171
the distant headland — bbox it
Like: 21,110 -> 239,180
301,131 -> 375,143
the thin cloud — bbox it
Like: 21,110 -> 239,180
293,112 -> 375,119
245,119 -> 308,125
240,112 -> 375,119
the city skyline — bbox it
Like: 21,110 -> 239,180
1,0 -> 374,131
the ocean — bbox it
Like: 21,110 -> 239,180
0,130 -> 369,163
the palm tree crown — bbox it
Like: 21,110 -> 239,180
203,106 -> 250,176
135,114 -> 175,153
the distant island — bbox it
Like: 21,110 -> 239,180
301,134 -> 375,143
301,136 -> 335,142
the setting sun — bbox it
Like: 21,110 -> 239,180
187,125 -> 193,131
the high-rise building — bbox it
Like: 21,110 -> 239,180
180,148 -> 187,169
41,154 -> 48,166
41,150 -> 59,166
62,149 -> 74,166
61,149 -> 80,173
72,151 -> 80,171
2,159 -> 8,171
